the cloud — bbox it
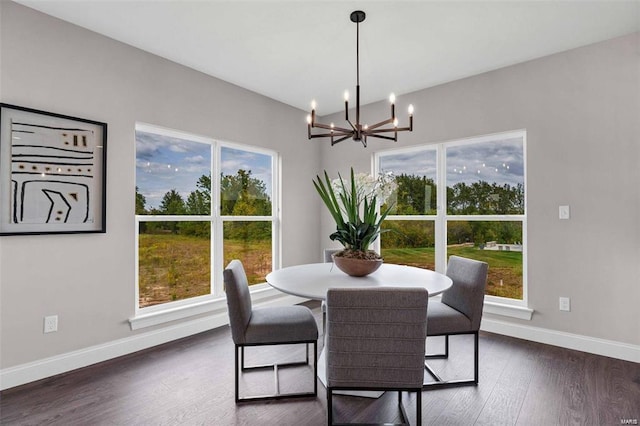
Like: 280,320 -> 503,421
185,155 -> 207,164
446,138 -> 524,186
378,137 -> 524,188
379,149 -> 437,178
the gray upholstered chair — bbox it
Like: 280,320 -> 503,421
326,287 -> 428,425
223,260 -> 319,402
324,248 -> 341,262
321,249 -> 341,334
423,255 -> 488,389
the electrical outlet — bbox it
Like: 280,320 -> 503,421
559,205 -> 570,220
559,297 -> 571,312
44,315 -> 58,333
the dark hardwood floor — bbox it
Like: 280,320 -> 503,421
1,301 -> 639,425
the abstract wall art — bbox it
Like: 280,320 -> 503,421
0,104 -> 107,235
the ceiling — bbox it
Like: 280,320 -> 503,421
14,1 -> 640,115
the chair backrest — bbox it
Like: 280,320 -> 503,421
442,255 -> 489,331
223,260 -> 253,344
324,249 -> 341,263
326,287 -> 428,390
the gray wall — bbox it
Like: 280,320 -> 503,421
0,2 -> 320,369
320,32 -> 640,346
1,0 -> 638,375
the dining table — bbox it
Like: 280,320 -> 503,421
266,262 -> 452,301
266,262 -> 453,397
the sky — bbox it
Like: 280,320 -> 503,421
379,137 -> 524,187
136,129 -> 521,210
220,146 -> 273,197
135,131 -> 272,210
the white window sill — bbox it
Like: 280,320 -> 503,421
128,285 -> 307,330
483,300 -> 533,320
430,294 -> 533,321
129,286 -> 532,330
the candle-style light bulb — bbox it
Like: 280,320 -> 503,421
306,114 -> 312,124
311,100 -> 317,110
393,118 -> 399,127
408,104 -> 414,130
344,91 -> 350,121
389,93 -> 396,104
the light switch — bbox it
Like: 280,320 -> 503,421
559,205 -> 570,220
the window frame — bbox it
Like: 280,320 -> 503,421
374,129 -> 529,310
134,123 -> 280,318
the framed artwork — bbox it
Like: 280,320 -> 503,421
0,103 -> 107,235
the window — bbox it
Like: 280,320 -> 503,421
220,146 -> 275,286
376,130 -> 527,304
135,124 -> 278,312
378,147 -> 438,270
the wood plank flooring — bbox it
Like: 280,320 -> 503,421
1,301 -> 639,425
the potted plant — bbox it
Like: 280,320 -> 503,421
313,168 -> 396,276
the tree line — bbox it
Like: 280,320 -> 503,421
136,169 -> 272,240
382,174 -> 523,248
137,171 -> 522,247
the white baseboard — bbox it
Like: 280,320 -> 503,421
3,299 -> 637,391
0,294 -> 306,391
481,318 -> 640,363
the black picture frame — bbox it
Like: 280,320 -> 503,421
0,103 -> 107,235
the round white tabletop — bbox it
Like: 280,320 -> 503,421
266,262 -> 452,300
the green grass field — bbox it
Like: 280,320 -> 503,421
139,234 -> 522,307
138,233 -> 211,307
382,245 -> 523,299
138,234 -> 270,308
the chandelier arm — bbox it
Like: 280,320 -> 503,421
345,118 -> 358,132
310,129 -> 353,137
366,125 -> 412,134
309,131 -> 349,139
312,122 -> 353,134
366,117 -> 395,131
365,133 -> 398,142
331,125 -> 354,134
331,135 -> 352,145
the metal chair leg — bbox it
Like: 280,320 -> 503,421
327,388 -> 333,425
235,341 -> 318,403
416,390 -> 422,426
423,332 -> 479,390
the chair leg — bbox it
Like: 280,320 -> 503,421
327,388 -> 333,425
235,341 -> 317,403
313,341 -> 318,396
397,390 -> 421,426
398,391 -> 409,425
416,390 -> 422,426
473,331 -> 479,384
234,345 -> 240,403
444,334 -> 449,358
423,332 -> 480,390
425,334 -> 449,359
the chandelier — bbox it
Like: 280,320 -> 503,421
306,10 -> 414,148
